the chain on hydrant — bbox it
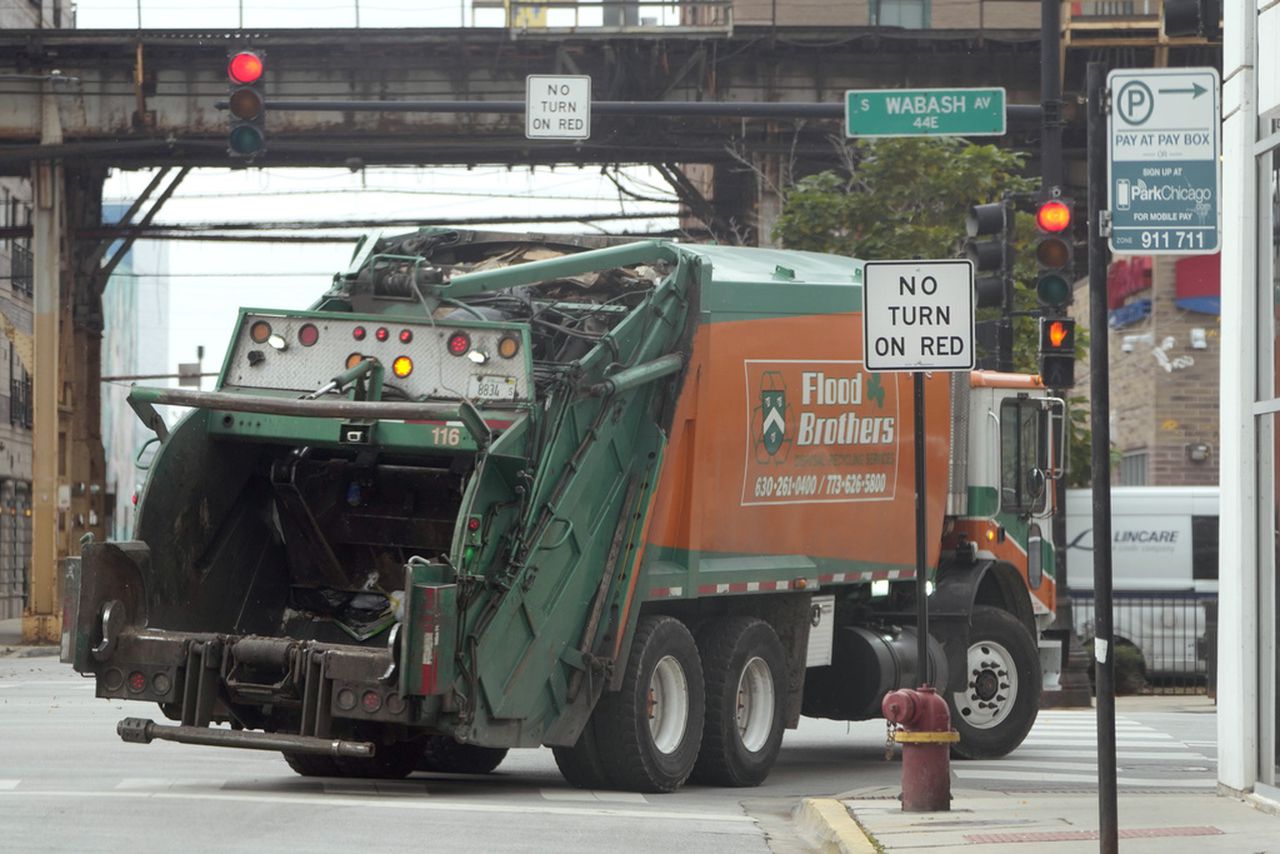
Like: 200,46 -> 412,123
881,685 -> 960,812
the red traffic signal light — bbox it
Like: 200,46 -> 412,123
1035,199 -> 1072,233
228,51 -> 264,85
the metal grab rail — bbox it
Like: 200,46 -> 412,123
126,385 -> 487,444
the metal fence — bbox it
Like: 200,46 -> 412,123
1070,591 -> 1216,695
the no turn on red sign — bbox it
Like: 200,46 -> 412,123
861,260 -> 975,372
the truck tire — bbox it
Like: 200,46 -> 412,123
333,744 -> 419,779
947,605 -> 1041,760
420,736 -> 509,774
552,717 -> 612,789
690,617 -> 786,787
592,615 -> 704,793
281,752 -> 342,777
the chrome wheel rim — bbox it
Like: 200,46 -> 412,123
647,655 -> 690,754
735,656 -> 775,752
952,639 -> 1018,729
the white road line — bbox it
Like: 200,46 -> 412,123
0,788 -> 751,822
115,779 -> 172,790
952,769 -> 1215,787
540,788 -> 649,804
0,781 -> 18,790
1021,733 -> 1178,742
1009,749 -> 1210,760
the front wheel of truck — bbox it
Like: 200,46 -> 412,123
947,605 -> 1041,760
690,617 -> 786,787
592,615 -> 705,793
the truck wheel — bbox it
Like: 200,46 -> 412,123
333,744 -> 419,779
690,617 -> 786,787
552,717 -> 613,789
593,615 -> 704,792
420,736 -> 509,774
948,605 -> 1040,760
281,752 -> 342,777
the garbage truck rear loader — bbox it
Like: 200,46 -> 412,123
65,229 -> 1063,792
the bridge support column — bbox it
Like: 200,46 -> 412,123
24,157 -> 62,645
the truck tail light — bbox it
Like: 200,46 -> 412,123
249,320 -> 272,343
498,335 -> 520,359
392,356 -> 413,378
298,323 -> 319,347
447,331 -> 471,356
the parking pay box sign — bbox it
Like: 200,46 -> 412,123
1107,68 -> 1220,255
862,260 -> 974,372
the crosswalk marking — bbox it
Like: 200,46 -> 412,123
0,781 -> 18,790
955,713 -> 1216,789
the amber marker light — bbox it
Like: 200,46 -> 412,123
392,356 -> 413,378
498,335 -> 520,359
249,320 -> 272,343
345,352 -> 365,370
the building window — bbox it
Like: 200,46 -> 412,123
873,0 -> 929,29
10,243 -> 32,297
1118,449 -> 1148,485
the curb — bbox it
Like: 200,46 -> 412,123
794,798 -> 879,853
0,645 -> 60,659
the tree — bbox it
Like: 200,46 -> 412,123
774,137 -> 1092,486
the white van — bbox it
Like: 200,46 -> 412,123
1064,486 -> 1218,675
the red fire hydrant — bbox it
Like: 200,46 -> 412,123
881,685 -> 959,812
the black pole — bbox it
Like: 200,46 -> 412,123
1086,61 -> 1118,854
1040,0 -> 1063,187
914,371 -> 930,684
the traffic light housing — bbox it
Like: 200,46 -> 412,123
1038,317 -> 1076,389
965,200 -> 1012,309
227,50 -> 265,157
1163,0 -> 1220,39
1034,193 -> 1075,311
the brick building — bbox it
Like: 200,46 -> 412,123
0,0 -> 71,619
1071,255 -> 1221,487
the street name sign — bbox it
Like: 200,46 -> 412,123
1107,67 -> 1220,255
525,75 -> 591,140
862,260 -> 975,372
845,88 -> 1005,138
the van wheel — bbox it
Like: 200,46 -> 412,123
281,752 -> 342,777
592,615 -> 704,792
691,618 -> 786,787
947,606 -> 1040,759
420,736 -> 508,774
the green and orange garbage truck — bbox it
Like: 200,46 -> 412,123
63,228 -> 1064,792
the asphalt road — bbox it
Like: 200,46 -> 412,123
0,654 -> 1218,853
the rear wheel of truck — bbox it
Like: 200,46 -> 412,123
552,717 -> 612,790
947,605 -> 1041,760
333,744 -> 419,779
592,615 -> 705,793
690,617 -> 786,787
419,736 -> 509,774
281,752 -> 342,777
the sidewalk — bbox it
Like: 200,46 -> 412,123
797,786 -> 1280,852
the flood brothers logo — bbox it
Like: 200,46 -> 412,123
754,371 -> 792,463
752,368 -> 891,463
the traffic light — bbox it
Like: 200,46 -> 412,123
965,200 -> 1012,309
1034,193 -> 1075,311
227,50 -> 265,157
1038,317 -> 1076,389
1163,0 -> 1220,39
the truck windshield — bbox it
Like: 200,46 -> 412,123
1000,398 -> 1048,516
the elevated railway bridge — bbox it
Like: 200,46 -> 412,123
0,15 -> 1215,639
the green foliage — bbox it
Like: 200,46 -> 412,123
774,138 -> 1097,488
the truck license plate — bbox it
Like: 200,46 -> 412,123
467,374 -> 517,400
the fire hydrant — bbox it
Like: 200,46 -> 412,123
881,685 -> 959,812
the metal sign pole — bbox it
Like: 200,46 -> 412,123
1087,60 -> 1119,854
914,371 -> 929,684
